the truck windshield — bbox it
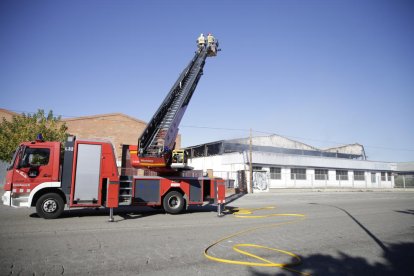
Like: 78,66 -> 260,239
7,146 -> 20,171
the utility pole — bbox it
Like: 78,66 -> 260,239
249,128 -> 253,193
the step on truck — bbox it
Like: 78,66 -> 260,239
2,36 -> 225,220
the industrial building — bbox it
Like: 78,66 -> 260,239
185,135 -> 400,192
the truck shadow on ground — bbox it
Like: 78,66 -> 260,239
29,193 -> 245,220
29,206 -> 165,220
114,203 -> 241,221
29,204 -> 239,220
248,241 -> 414,276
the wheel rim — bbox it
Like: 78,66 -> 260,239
42,199 -> 57,213
168,196 -> 181,209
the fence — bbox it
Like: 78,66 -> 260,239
0,161 -> 8,187
394,175 -> 414,188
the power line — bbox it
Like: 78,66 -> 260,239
181,124 -> 248,132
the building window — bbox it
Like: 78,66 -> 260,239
270,167 -> 281,180
381,172 -> 392,181
315,169 -> 328,180
354,171 -> 365,181
336,170 -> 348,181
253,166 -> 263,171
291,168 -> 306,180
371,172 -> 376,183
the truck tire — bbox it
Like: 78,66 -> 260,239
163,191 -> 184,214
36,193 -> 65,219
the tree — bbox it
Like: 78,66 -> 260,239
0,109 -> 68,162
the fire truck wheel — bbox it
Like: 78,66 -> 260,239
36,193 -> 65,219
163,191 -> 184,214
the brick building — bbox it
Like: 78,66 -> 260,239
63,113 -> 146,162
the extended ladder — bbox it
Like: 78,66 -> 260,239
134,43 -> 217,169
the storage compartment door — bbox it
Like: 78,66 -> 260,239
74,144 -> 102,203
134,179 -> 160,204
189,179 -> 202,203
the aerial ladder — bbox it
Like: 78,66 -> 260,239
130,39 -> 219,172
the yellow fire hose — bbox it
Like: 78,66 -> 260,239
204,206 -> 310,276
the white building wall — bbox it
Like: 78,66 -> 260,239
188,152 -> 396,190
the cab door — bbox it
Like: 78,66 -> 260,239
11,145 -> 55,194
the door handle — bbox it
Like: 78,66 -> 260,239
43,174 -> 51,177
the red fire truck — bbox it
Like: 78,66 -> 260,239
2,38 -> 225,220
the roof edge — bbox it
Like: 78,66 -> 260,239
63,113 -> 147,124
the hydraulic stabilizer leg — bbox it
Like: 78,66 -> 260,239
108,207 -> 114,222
217,203 -> 224,217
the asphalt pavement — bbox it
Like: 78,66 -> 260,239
0,191 -> 413,275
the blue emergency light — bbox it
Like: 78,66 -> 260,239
36,133 -> 44,142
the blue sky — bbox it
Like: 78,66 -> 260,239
1,0 -> 413,162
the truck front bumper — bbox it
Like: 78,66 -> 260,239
2,191 -> 11,206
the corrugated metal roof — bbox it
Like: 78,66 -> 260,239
186,134 -> 366,160
396,162 -> 414,172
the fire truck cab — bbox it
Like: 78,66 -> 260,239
2,137 -> 120,219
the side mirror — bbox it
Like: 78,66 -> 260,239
28,166 -> 39,178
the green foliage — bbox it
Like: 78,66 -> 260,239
0,110 -> 68,162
